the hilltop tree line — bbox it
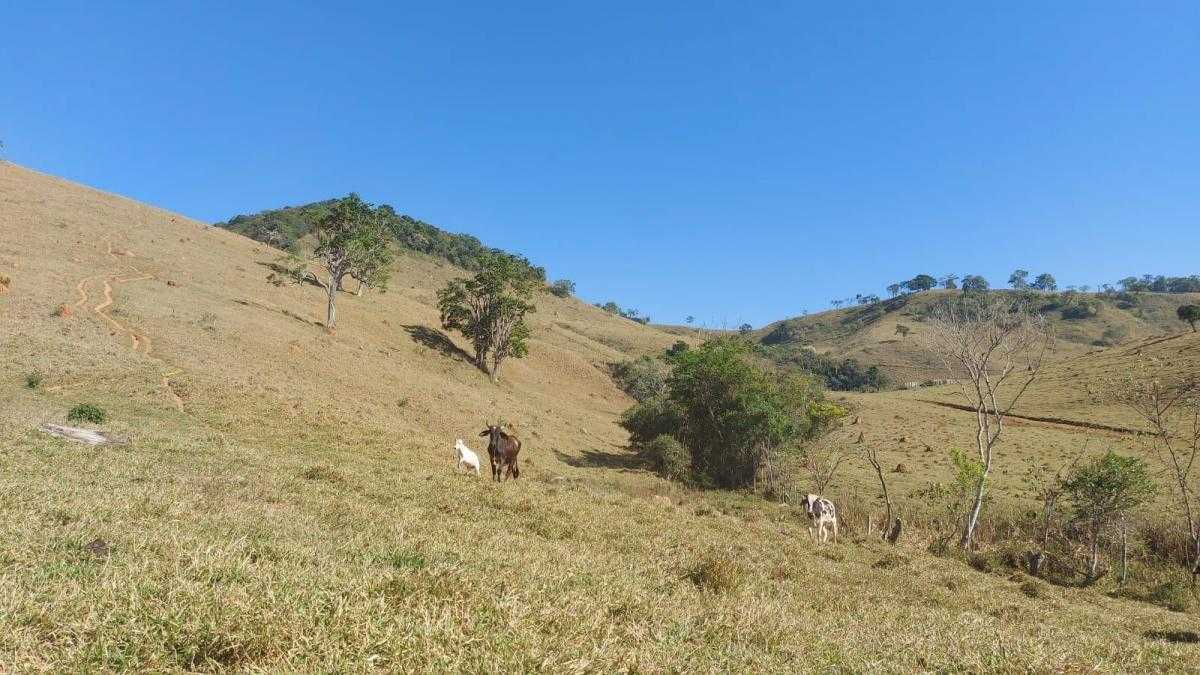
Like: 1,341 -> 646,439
595,301 -> 651,324
839,269 -> 1200,310
218,197 -> 547,280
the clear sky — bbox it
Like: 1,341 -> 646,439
3,2 -> 1198,327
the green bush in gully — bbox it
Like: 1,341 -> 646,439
620,337 -> 844,489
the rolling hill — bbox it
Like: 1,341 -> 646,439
2,162 -> 1199,670
755,289 -> 1200,386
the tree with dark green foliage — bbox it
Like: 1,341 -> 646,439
940,274 -> 959,290
905,274 -> 937,292
313,194 -> 394,330
887,283 -> 902,297
218,198 -> 545,280
1032,273 -> 1057,292
959,274 -> 989,293
664,340 -> 689,359
1062,450 -> 1155,581
437,253 -> 538,382
766,346 -> 888,392
548,279 -> 575,298
620,338 -> 844,490
738,323 -> 753,335
1008,269 -> 1030,289
1178,305 -> 1200,332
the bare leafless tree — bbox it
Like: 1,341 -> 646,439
801,434 -> 847,495
1094,365 -> 1200,584
862,443 -> 896,542
923,296 -> 1053,548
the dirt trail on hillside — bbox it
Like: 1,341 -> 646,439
917,398 -> 1147,436
67,234 -> 186,412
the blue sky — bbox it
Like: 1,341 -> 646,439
3,2 -> 1198,326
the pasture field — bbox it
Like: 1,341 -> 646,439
2,163 -> 1198,671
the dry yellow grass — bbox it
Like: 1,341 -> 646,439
761,289 -> 1200,383
2,163 -> 1199,671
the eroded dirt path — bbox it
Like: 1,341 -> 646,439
66,234 -> 186,412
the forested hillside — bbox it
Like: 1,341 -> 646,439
218,198 -> 543,275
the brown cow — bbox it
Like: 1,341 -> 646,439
479,424 -> 522,481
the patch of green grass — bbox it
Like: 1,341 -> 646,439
66,403 -> 106,424
377,548 -> 426,570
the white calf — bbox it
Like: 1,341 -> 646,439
454,438 -> 481,476
803,493 -> 838,544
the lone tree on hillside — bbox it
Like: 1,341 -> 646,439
437,252 -> 538,382
548,279 -> 575,298
1032,273 -> 1058,292
940,274 -> 959,290
1009,269 -> 1030,289
1062,450 -> 1155,582
313,194 -> 394,330
923,296 -> 1053,548
887,283 -> 902,297
961,274 -> 990,293
1178,304 -> 1200,332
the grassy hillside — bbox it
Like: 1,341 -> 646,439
757,290 -> 1200,385
2,163 -> 1199,670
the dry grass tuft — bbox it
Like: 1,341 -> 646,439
1019,580 -> 1046,599
298,464 -> 344,483
872,552 -> 910,569
687,554 -> 745,593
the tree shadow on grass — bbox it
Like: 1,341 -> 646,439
1143,629 -> 1200,644
554,447 -> 645,473
403,325 -> 473,364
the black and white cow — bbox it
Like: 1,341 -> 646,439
802,493 -> 838,544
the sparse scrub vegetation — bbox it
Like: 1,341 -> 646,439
24,372 -> 42,389
595,300 -> 650,324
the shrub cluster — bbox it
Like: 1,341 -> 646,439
548,279 -> 575,298
67,403 -> 106,424
609,356 -> 667,402
620,337 -> 843,490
